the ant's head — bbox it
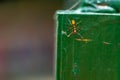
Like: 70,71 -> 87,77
71,20 -> 76,25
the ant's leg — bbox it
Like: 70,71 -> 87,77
66,27 -> 72,32
62,30 -> 72,37
68,18 -> 72,25
76,28 -> 84,38
67,32 -> 73,37
76,21 -> 81,26
77,32 -> 84,39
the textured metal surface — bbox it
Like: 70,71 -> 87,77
56,12 -> 120,80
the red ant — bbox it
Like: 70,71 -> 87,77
66,19 -> 83,39
65,19 -> 92,43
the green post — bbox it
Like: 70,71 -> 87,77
56,0 -> 120,80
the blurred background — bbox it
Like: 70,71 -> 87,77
0,0 -> 71,80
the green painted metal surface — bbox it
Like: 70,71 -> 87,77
56,11 -> 120,80
70,0 -> 120,13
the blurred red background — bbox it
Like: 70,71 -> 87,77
0,0 -> 63,80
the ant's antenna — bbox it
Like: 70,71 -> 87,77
68,0 -> 82,10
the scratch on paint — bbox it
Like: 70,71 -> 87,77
72,63 -> 78,75
103,41 -> 111,45
76,38 -> 92,43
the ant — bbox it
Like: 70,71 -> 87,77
66,19 -> 84,39
63,18 -> 92,43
